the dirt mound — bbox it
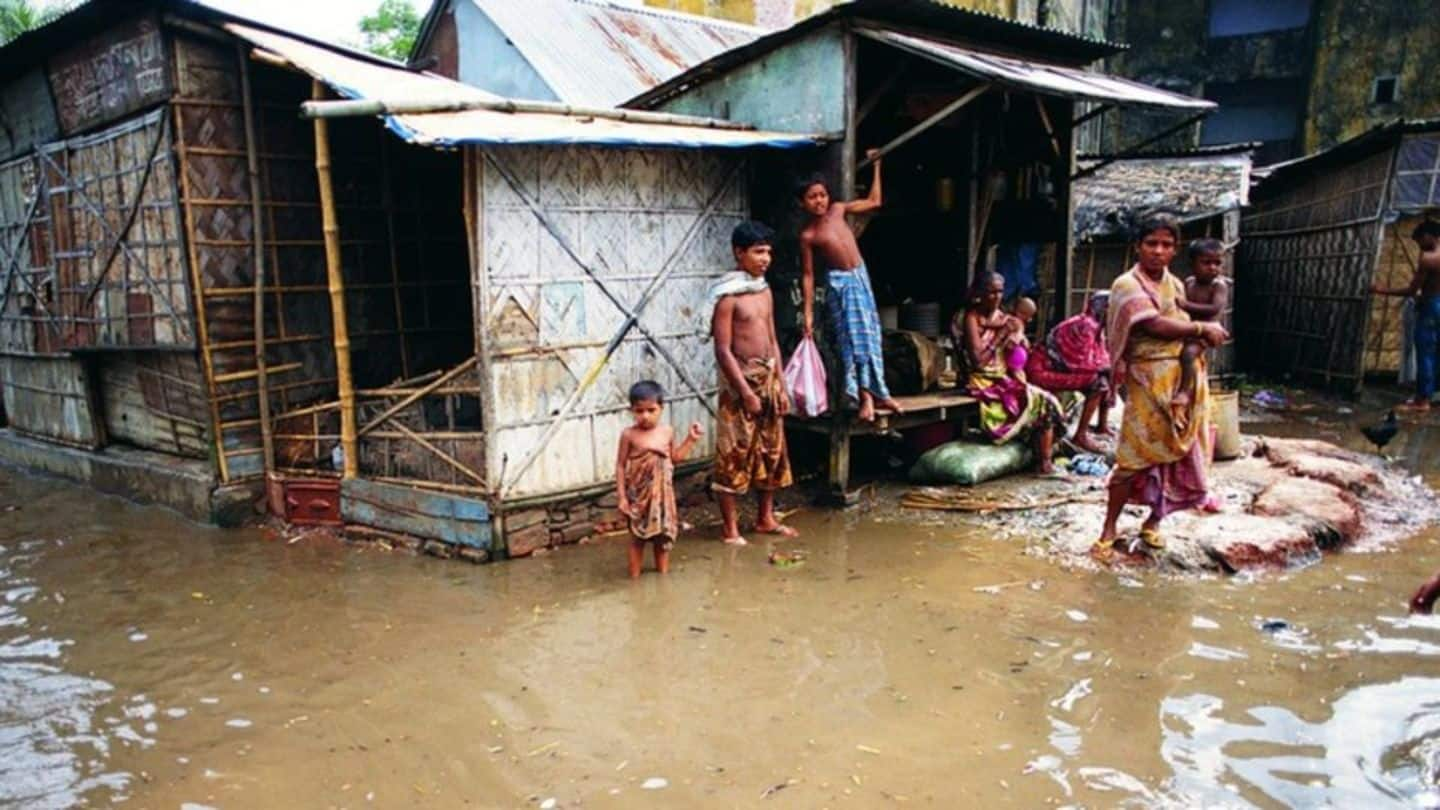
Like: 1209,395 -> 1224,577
953,435 -> 1437,576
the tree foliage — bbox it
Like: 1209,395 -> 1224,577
1,0 -> 75,46
358,0 -> 421,62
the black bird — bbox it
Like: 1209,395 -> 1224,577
1361,410 -> 1399,453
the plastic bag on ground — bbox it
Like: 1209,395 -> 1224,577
784,337 -> 828,418
908,440 -> 1034,486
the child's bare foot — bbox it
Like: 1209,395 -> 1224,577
858,392 -> 876,422
754,522 -> 798,539
1094,425 -> 1115,437
723,535 -> 749,546
1074,433 -> 1107,454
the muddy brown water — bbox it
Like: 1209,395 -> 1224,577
3,414 -> 1440,809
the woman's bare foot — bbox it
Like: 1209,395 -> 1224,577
1074,432 -> 1106,454
1398,399 -> 1432,413
754,522 -> 799,539
722,535 -> 749,546
1094,425 -> 1115,437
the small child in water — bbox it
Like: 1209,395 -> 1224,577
1003,297 -> 1039,384
1177,239 -> 1231,408
615,380 -> 702,578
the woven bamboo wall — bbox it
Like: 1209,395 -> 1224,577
1238,148 -> 1394,390
0,109 -> 190,356
0,354 -> 100,448
97,351 -> 209,457
1363,216 -> 1426,375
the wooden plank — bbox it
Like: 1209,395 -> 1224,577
341,478 -> 491,549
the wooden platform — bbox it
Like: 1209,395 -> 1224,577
788,389 -> 979,501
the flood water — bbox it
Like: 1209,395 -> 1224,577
3,416 -> 1440,809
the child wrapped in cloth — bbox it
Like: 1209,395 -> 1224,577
710,221 -> 797,546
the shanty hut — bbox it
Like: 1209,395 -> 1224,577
1238,118 -> 1440,392
1071,143 -> 1255,379
409,0 -> 763,107
626,0 -> 1215,494
0,0 -> 817,558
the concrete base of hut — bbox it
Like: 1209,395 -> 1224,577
944,436 -> 1436,575
0,428 -> 260,526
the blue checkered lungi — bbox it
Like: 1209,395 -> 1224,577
826,263 -> 891,403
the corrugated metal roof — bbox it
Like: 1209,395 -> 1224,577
226,23 -> 821,149
468,0 -> 764,107
1074,150 -> 1253,240
862,29 -> 1215,110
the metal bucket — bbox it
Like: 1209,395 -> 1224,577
1210,390 -> 1242,460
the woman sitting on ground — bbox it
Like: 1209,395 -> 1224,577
958,273 -> 1063,472
1025,292 -> 1113,453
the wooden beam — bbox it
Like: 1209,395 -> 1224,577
1070,112 -> 1208,181
1034,96 -> 1061,160
855,64 -> 909,128
312,80 -> 358,480
859,84 -> 990,169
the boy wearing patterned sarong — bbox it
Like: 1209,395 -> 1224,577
711,222 -> 797,546
798,149 -> 902,422
616,380 -> 702,578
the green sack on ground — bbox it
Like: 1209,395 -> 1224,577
908,440 -> 1035,486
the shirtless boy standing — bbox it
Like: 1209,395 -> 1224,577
799,149 -> 901,422
1177,238 -> 1231,410
1374,220 -> 1440,411
711,221 -> 796,546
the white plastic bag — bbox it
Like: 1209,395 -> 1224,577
783,337 -> 828,418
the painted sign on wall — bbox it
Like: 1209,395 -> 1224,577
47,15 -> 170,135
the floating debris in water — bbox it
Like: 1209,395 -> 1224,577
640,777 -> 668,790
1191,616 -> 1220,630
1065,609 -> 1089,623
768,550 -> 805,568
224,718 -> 252,728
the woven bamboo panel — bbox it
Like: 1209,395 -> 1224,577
98,350 -> 209,457
0,108 -> 188,355
1363,217 -> 1426,374
0,354 -> 101,448
481,145 -> 744,498
1239,148 -> 1394,390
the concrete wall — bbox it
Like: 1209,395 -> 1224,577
653,25 -> 848,135
1305,0 -> 1440,153
452,0 -> 557,102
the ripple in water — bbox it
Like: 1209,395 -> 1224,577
0,542 -> 131,808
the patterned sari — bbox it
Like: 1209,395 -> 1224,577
1106,265 -> 1210,517
963,310 -> 1062,444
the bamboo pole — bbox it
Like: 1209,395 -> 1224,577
299,96 -> 758,131
378,136 -> 410,379
313,81 -> 358,480
240,44 -> 274,474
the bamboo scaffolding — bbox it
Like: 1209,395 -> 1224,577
240,43 -> 274,473
173,104 -> 230,483
313,81 -> 357,479
357,356 -> 477,437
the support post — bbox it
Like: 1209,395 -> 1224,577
239,43 -> 274,474
312,81 -> 357,479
